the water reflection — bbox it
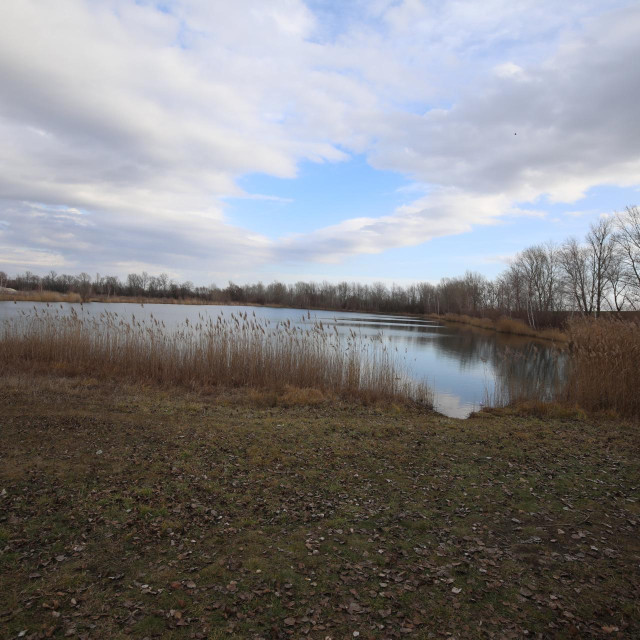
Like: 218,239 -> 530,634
0,302 -> 566,418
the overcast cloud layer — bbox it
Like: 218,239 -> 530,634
1,0 -> 639,281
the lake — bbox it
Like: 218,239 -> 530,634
0,301 -> 565,418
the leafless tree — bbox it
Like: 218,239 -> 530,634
559,238 -> 593,314
511,243 -> 561,326
586,217 -> 615,317
605,250 -> 631,311
614,205 -> 640,304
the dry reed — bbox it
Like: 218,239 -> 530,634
565,317 -> 640,417
0,290 -> 82,303
435,313 -> 567,342
482,316 -> 640,418
0,307 -> 432,405
87,295 -> 221,305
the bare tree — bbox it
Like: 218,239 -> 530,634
586,217 -> 615,317
614,205 -> 640,304
605,249 -> 631,311
77,272 -> 92,299
103,275 -> 120,297
559,238 -> 593,314
511,243 -> 561,326
127,273 -> 144,295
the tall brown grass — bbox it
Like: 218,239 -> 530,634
434,313 -> 567,342
87,295 -> 223,305
0,307 -> 432,405
0,290 -> 82,303
565,317 -> 640,417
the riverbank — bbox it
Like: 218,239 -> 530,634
0,290 -> 84,303
0,290 -> 428,318
1,373 -> 638,639
0,291 -> 244,306
430,313 -> 568,343
1,290 -> 570,341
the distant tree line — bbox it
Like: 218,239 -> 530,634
3,205 -> 640,329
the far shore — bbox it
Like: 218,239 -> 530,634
428,312 -> 568,343
1,289 -> 569,342
0,289 -> 433,321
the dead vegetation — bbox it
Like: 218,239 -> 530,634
433,313 -> 568,343
0,290 -> 82,303
565,316 -> 640,417
0,306 -> 431,406
482,316 -> 640,419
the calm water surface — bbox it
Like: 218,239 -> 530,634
0,301 -> 566,418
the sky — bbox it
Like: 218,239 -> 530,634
1,0 -> 639,286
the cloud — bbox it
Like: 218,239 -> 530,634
276,3 -> 640,261
277,189 -> 511,262
0,244 -> 67,268
375,8 -> 640,202
0,0 -> 639,278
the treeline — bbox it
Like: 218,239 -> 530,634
2,205 -> 639,329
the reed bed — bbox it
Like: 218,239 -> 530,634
87,295 -> 220,305
434,313 -> 567,342
0,307 -> 432,405
565,316 -> 640,417
0,290 -> 82,303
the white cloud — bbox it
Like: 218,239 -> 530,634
493,62 -> 526,79
0,0 -> 639,278
277,189 -> 511,262
0,245 -> 68,268
278,3 -> 640,261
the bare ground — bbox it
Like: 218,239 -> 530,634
1,373 -> 639,639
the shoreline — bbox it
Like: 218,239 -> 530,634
1,291 -> 566,340
428,312 -> 568,343
1,291 -> 428,316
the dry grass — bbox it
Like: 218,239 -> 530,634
499,316 -> 567,342
433,312 -> 567,342
476,400 -> 587,420
2,372 -> 639,639
88,295 -> 226,305
0,307 -> 432,406
0,290 -> 273,306
480,317 -> 640,419
0,290 -> 82,303
566,316 -> 640,417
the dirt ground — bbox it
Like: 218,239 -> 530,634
1,373 -> 639,639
